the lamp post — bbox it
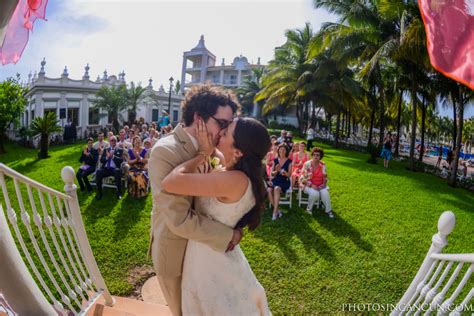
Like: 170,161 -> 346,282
167,76 -> 174,116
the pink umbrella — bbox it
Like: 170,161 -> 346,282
0,0 -> 48,65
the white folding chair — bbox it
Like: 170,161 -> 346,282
268,179 -> 293,209
298,186 -> 321,209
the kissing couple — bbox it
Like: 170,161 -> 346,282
148,84 -> 272,315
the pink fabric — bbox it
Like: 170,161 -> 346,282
308,162 -> 325,187
266,151 -> 276,177
419,0 -> 474,89
291,152 -> 308,177
0,0 -> 48,65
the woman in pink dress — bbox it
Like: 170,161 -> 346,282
291,142 -> 308,187
265,137 -> 278,178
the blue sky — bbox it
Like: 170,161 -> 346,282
1,0 -> 472,118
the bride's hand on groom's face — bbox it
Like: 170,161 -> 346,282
196,118 -> 215,157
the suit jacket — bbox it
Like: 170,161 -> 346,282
79,147 -> 99,170
148,124 -> 234,277
100,147 -> 124,169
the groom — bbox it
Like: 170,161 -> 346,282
148,84 -> 242,315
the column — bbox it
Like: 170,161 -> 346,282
181,55 -> 187,93
237,70 -> 242,86
220,70 -> 224,85
200,54 -> 207,83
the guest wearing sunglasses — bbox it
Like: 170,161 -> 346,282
300,147 -> 334,219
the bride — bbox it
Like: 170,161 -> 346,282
162,117 -> 272,315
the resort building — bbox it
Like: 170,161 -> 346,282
181,35 -> 263,92
20,59 -> 183,139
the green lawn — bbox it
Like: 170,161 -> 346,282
1,140 -> 473,314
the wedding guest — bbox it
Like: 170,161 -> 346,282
300,147 -> 334,218
141,124 -> 149,140
285,131 -> 294,150
126,129 -> 136,144
76,138 -> 98,192
117,129 -> 132,151
265,142 -> 278,179
92,131 -> 109,151
306,125 -> 315,151
127,136 -> 149,198
267,144 -> 292,221
380,132 -> 393,168
291,142 -> 308,187
147,128 -> 159,147
435,146 -> 443,169
95,136 -> 124,200
277,130 -> 287,144
123,125 -> 130,139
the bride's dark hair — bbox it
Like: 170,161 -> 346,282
232,118 -> 271,230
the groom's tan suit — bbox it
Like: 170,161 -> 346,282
148,124 -> 234,316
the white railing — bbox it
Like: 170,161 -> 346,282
391,211 -> 473,315
0,163 -> 115,315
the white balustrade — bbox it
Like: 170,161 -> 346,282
0,163 -> 115,315
391,211 -> 473,315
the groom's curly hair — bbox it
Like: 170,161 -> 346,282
181,84 -> 240,126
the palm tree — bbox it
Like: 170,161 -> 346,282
126,82 -> 146,125
30,112 -> 62,159
449,84 -> 474,186
237,67 -> 265,118
256,23 -> 314,132
92,84 -> 128,133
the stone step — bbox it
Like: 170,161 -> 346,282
141,276 -> 167,305
87,295 -> 171,316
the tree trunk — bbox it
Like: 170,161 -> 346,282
295,101 -> 302,132
418,97 -> 426,162
0,131 -> 5,154
327,114 -> 332,135
379,88 -> 386,147
128,110 -> 137,125
394,94 -> 403,158
335,111 -> 341,148
367,107 -> 375,147
343,111 -> 346,136
449,89 -> 464,186
302,102 -> 309,133
452,95 -> 457,147
310,103 -> 316,127
409,79 -> 417,171
38,133 -> 49,159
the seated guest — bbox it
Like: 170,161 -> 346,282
95,136 -> 124,200
125,129 -> 135,144
146,128 -> 158,147
277,130 -> 287,144
76,138 -> 98,192
300,147 -> 334,218
117,129 -> 131,151
93,131 -> 109,152
127,136 -> 149,198
123,125 -> 130,139
285,131 -> 294,150
265,142 -> 278,179
267,144 -> 292,221
141,124 -> 149,140
291,142 -> 308,187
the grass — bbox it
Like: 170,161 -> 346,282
1,140 -> 473,314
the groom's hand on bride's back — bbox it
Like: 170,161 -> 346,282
226,228 -> 243,252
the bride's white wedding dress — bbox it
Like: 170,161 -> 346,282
181,179 -> 271,315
